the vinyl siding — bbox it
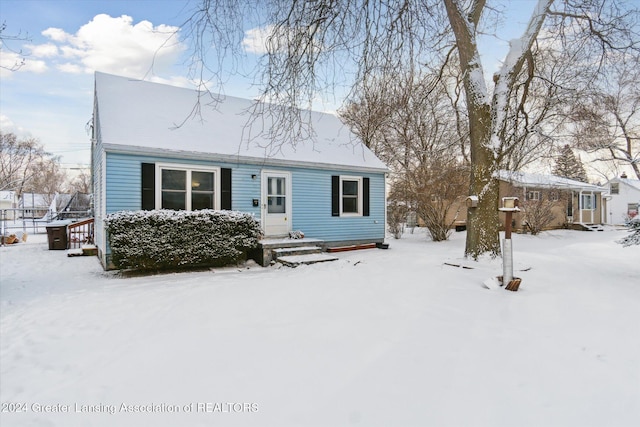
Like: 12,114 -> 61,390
99,152 -> 386,265
105,152 -> 263,214
290,168 -> 386,242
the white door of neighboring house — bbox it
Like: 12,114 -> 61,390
261,170 -> 292,237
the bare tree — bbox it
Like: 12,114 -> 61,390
521,189 -> 564,235
0,22 -> 29,72
0,132 -> 66,201
410,161 -> 469,242
26,155 -> 66,205
342,69 -> 469,241
0,132 -> 46,195
66,169 -> 92,194
184,0 -> 640,258
569,59 -> 640,179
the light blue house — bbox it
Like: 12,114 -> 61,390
91,72 -> 388,268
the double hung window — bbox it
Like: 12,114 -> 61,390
580,194 -> 595,210
158,165 -> 218,211
331,175 -> 370,217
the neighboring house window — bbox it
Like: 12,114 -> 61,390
628,203 -> 638,218
141,163 -> 232,211
610,183 -> 619,194
527,191 -> 540,201
331,175 -> 370,217
581,194 -> 596,209
549,191 -> 559,202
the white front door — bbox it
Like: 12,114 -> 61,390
262,170 -> 292,236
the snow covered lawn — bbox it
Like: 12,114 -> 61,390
1,228 -> 639,427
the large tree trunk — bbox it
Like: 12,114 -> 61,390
445,0 -> 502,259
464,92 -> 501,258
445,0 -> 552,258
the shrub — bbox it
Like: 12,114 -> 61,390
387,200 -> 408,239
105,209 -> 262,270
618,216 -> 640,247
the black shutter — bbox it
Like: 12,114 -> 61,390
331,175 -> 340,216
141,163 -> 155,210
363,177 -> 370,217
221,168 -> 232,210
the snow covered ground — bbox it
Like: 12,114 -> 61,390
1,227 -> 638,427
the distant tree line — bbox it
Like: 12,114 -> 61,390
0,132 -> 90,201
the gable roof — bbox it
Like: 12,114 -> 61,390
94,72 -> 387,173
608,177 -> 640,192
497,170 -> 606,193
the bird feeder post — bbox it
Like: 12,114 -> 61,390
499,197 -> 520,290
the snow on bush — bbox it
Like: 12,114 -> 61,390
618,216 -> 640,247
105,209 -> 262,270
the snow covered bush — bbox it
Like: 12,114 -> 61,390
105,210 -> 262,270
618,217 -> 640,247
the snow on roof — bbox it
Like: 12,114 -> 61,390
19,193 -> 51,208
496,170 -> 606,192
94,72 -> 387,172
0,191 -> 16,201
612,177 -> 640,192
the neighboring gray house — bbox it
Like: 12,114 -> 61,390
606,173 -> 640,225
91,72 -> 388,269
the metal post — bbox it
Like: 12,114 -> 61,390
503,210 -> 513,286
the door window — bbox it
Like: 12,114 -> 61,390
267,177 -> 286,214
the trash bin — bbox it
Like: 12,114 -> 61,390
46,221 -> 71,250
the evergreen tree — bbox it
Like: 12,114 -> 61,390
553,145 -> 588,182
618,218 -> 640,247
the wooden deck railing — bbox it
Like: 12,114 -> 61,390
67,218 -> 94,249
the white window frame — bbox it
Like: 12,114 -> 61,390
581,194 -> 594,210
155,163 -> 220,211
610,183 -> 619,194
340,175 -> 363,217
527,191 -> 540,201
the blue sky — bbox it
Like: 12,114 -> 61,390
0,0 -> 538,168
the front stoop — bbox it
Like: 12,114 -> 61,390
574,223 -> 605,232
256,238 -> 329,266
276,253 -> 339,267
273,245 -> 325,258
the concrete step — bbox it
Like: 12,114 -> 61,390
277,253 -> 339,267
580,223 -> 605,232
259,238 -> 325,249
273,246 -> 323,258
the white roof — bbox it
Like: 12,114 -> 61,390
497,170 -> 606,192
609,177 -> 640,192
0,191 -> 16,201
94,72 -> 387,172
19,193 -> 50,208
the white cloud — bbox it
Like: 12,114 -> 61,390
38,14 -> 185,78
42,27 -> 70,42
242,25 -> 274,55
0,115 -> 34,139
0,114 -> 15,130
0,43 -> 48,79
56,62 -> 84,74
26,43 -> 59,58
242,24 -> 324,57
